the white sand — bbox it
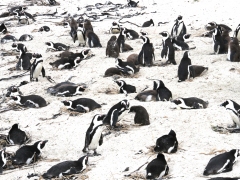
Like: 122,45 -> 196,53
0,0 -> 240,179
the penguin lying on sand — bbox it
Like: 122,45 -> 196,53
0,148 -> 7,174
11,95 -> 48,108
45,42 -> 70,51
49,57 -> 81,69
138,36 -> 155,67
19,34 -> 33,41
6,123 -> 29,145
115,58 -> 139,75
114,80 -> 136,96
128,106 -> 150,125
1,35 -> 17,44
172,97 -> 209,109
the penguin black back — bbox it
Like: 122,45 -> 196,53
129,105 -> 150,125
178,51 -> 191,82
7,123 -> 29,145
106,35 -> 119,58
142,19 -> 154,27
138,36 -> 155,67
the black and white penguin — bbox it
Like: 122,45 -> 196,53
39,26 -> 50,32
104,67 -> 124,77
110,21 -> 121,34
16,52 -> 32,70
117,28 -> 126,53
0,23 -> 7,34
12,140 -> 48,165
6,86 -> 23,97
83,19 -> 93,35
188,65 -> 208,79
85,30 -> 102,48
30,53 -> 45,82
48,0 -> 57,5
154,130 -> 178,153
171,15 -> 186,38
114,80 -> 136,95
49,56 -> 81,69
212,27 -> 230,54
128,105 -> 150,125
83,114 -> 105,155
6,123 -> 29,145
1,35 -> 17,44
227,37 -> 240,62
45,42 -> 70,51
12,43 -> 27,57
203,149 -> 240,176
47,82 -> 85,97
42,156 -> 88,179
127,53 -> 139,65
76,28 -> 86,47
172,37 -> 190,51
172,97 -> 209,109
159,31 -> 176,65
106,35 -> 119,58
103,99 -> 130,127
127,0 -> 139,7
138,36 -> 155,67
233,24 -> 240,41
155,80 -> 172,101
142,19 -> 154,27
220,100 -> 240,128
12,11 -> 30,25
207,178 -> 240,180
146,153 -> 169,180
115,58 -> 139,75
61,98 -> 101,113
11,95 -> 48,108
19,34 -> 33,41
178,51 -> 192,82
124,28 -> 139,40
0,148 -> 7,174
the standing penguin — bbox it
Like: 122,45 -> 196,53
83,19 -> 93,35
103,100 -> 130,128
6,124 -> 29,145
76,28 -> 86,47
220,100 -> 240,129
171,15 -> 186,38
138,36 -> 155,67
0,23 -> 7,34
146,153 -> 169,180
128,105 -> 150,125
114,80 -> 136,95
12,140 -> 48,165
11,95 -> 48,108
142,19 -> 154,27
85,30 -> 102,48
233,24 -> 240,41
115,58 -> 139,75
106,35 -> 119,58
203,149 -> 240,176
117,28 -> 126,53
42,156 -> 88,179
110,21 -> 121,34
212,27 -> 230,54
155,80 -> 172,101
16,50 -> 31,70
159,31 -> 176,65
178,51 -> 192,82
154,130 -> 178,153
30,53 -> 45,82
0,148 -> 7,174
82,114 -> 105,155
227,37 -> 240,62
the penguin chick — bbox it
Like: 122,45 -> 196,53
6,123 -> 29,145
129,105 -> 150,125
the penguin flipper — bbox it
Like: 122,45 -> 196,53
138,49 -> 143,64
42,67 -> 46,77
99,133 -> 103,146
83,132 -> 90,152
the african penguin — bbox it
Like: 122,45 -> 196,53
127,0 -> 139,7
45,42 -> 70,51
124,28 -> 139,40
30,53 -> 45,82
154,130 -> 178,153
138,36 -> 155,67
83,114 -> 105,155
42,156 -> 88,179
47,82 -> 85,97
12,140 -> 48,165
146,153 -> 169,180
48,0 -> 57,5
172,97 -> 209,109
83,19 -> 93,35
110,21 -> 121,34
233,24 -> 240,41
212,27 -> 230,54
155,80 -> 172,101
127,53 -> 139,65
6,123 -> 29,145
0,148 -> 7,174
142,19 -> 154,27
103,99 -> 130,128
1,35 -> 17,44
159,31 -> 176,65
220,100 -> 240,128
85,30 -> 102,48
203,149 -> 240,176
171,15 -> 186,38
19,34 -> 33,41
12,43 -> 27,57
11,95 -> 48,108
0,23 -> 7,34
117,28 -> 126,53
128,105 -> 150,125
39,26 -> 50,32
104,67 -> 123,77
227,37 -> 240,62
106,35 -> 119,58
12,11 -> 29,25
6,86 -> 23,97
61,98 -> 101,113
114,80 -> 136,95
16,52 -> 32,70
115,58 -> 139,75
49,56 -> 81,69
188,65 -> 208,79
178,51 -> 192,82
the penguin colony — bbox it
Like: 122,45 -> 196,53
0,0 -> 240,179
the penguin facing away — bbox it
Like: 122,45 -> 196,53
83,114 -> 105,155
11,95 -> 48,108
128,105 -> 150,125
172,97 -> 209,109
61,98 -> 101,113
203,149 -> 240,176
127,53 -> 139,65
42,156 -> 88,179
30,53 -> 45,82
178,51 -> 192,82
220,100 -> 240,128
6,123 -> 29,145
12,140 -> 48,165
85,30 -> 102,48
114,80 -> 136,96
103,100 -> 130,128
146,153 -> 169,180
156,80 -> 172,101
154,130 -> 178,153
16,52 -> 31,70
0,148 -> 7,174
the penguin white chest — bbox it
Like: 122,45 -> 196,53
88,126 -> 103,150
33,62 -> 43,78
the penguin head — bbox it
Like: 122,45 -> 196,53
208,21 -> 217,27
172,98 -> 182,105
12,43 -> 17,48
83,49 -> 91,56
128,106 -> 138,113
177,15 -> 183,21
220,100 -> 230,107
183,34 -> 191,40
63,22 -> 69,28
11,123 -> 19,130
140,30 -> 148,36
110,35 -> 117,41
61,100 -> 72,107
38,27 -> 44,32
120,99 -> 130,110
150,19 -> 154,26
76,86 -> 85,93
6,86 -> 21,97
45,42 -> 53,47
112,21 -> 118,26
183,51 -> 190,59
156,153 -> 165,160
11,95 -> 21,103
114,80 -> 126,88
35,140 -> 48,151
140,36 -> 150,44
115,58 -> 122,64
159,31 -> 169,38
153,80 -> 165,90
78,155 -> 88,166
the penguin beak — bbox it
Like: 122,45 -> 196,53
42,140 -> 48,144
